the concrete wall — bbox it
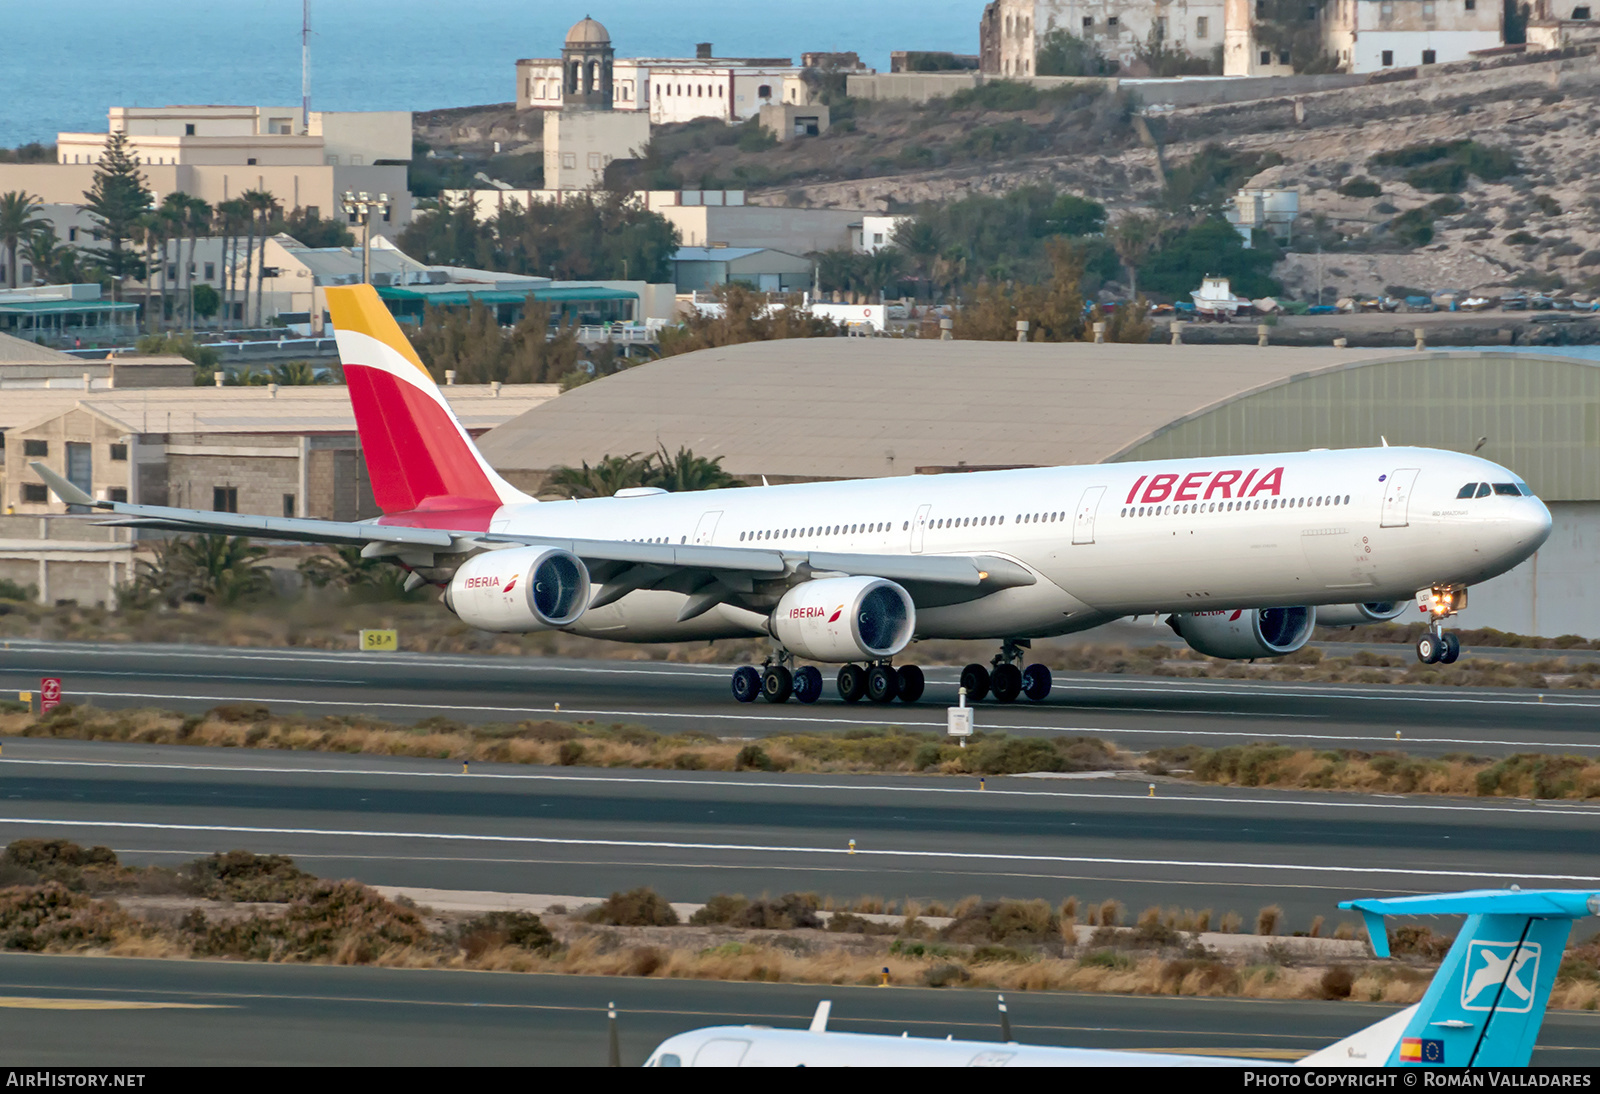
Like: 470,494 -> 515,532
543,110 -> 652,191
662,206 -> 861,252
846,69 -> 1365,106
0,515 -> 139,608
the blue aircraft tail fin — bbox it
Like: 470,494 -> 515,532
1324,889 -> 1598,1067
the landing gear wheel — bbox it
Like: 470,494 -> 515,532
731,666 -> 761,703
866,664 -> 900,703
991,663 -> 1023,703
792,665 -> 823,704
1416,633 -> 1442,665
1440,633 -> 1461,664
896,665 -> 925,703
1021,663 -> 1053,702
837,663 -> 867,703
960,663 -> 991,702
762,665 -> 794,703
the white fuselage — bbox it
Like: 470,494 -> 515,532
477,446 -> 1551,644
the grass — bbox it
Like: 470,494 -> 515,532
19,702 -> 1600,802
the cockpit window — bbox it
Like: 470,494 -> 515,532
1492,483 -> 1521,496
1476,482 -> 1493,498
1458,483 -> 1477,499
656,1054 -> 681,1067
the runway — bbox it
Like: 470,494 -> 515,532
4,953 -> 1598,1065
5,739 -> 1600,926
1,639 -> 1598,757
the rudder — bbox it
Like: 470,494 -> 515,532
325,285 -> 529,521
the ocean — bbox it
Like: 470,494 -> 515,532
3,0 -> 981,148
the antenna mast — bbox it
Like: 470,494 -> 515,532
301,0 -> 311,135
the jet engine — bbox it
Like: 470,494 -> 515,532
444,546 -> 590,632
1315,601 -> 1408,626
771,576 -> 915,662
1167,606 -> 1316,660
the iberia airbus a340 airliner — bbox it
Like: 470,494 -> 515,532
32,286 -> 1553,706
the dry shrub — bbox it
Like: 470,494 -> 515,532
688,893 -> 748,926
1098,899 -> 1123,928
1389,924 -> 1452,960
1221,911 -> 1243,934
193,881 -> 430,963
1320,965 -> 1355,999
584,887 -> 679,927
731,893 -> 821,930
1309,915 -> 1325,938
925,962 -> 971,987
1256,905 -> 1282,936
828,912 -> 897,936
0,883 -> 137,951
1060,896 -> 1079,923
1160,958 -> 1240,995
455,911 -> 554,959
628,946 -> 665,976
942,899 -> 1057,945
1132,906 -> 1180,946
185,850 -> 320,903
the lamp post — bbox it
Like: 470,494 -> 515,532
340,191 -> 390,285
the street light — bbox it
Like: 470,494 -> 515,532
340,191 -> 391,285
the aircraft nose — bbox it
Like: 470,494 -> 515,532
1494,497 -> 1553,560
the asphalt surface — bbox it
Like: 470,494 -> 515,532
4,953 -> 1598,1065
1,639 -> 1599,758
5,738 -> 1600,927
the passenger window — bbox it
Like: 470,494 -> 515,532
1492,483 -> 1520,496
1475,483 -> 1492,498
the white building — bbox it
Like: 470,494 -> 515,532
1225,0 -> 1502,75
543,110 -> 650,191
985,0 -> 1227,74
855,215 -> 913,253
516,20 -> 798,125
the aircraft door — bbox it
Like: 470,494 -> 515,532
1072,486 -> 1106,545
693,510 -> 723,545
1380,469 -> 1420,528
910,503 -> 931,553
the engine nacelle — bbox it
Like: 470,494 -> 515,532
1168,606 -> 1316,660
771,576 -> 915,663
445,547 -> 590,632
1315,601 -> 1408,627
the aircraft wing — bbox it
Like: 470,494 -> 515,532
34,463 -> 1034,600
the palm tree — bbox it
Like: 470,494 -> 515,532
243,189 -> 278,327
0,192 -> 48,288
215,199 -> 250,330
271,360 -> 328,385
155,195 -> 188,331
181,195 -> 212,329
1109,214 -> 1160,300
128,534 -> 271,607
544,452 -> 655,499
20,227 -> 75,286
646,446 -> 743,492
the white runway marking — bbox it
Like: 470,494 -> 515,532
0,815 -> 1592,884
4,638 -> 1596,710
39,688 -> 1600,752
4,755 -> 1596,820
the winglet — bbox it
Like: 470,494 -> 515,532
30,462 -> 99,508
808,1000 -> 831,1033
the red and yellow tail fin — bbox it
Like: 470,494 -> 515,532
326,285 -> 531,524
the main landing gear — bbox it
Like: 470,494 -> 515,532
730,652 -> 927,704
959,639 -> 1052,704
1415,584 -> 1467,665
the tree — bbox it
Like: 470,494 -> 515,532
407,298 -> 581,384
646,446 -> 743,492
1035,30 -> 1117,76
271,360 -> 329,385
398,190 -> 680,282
0,192 -> 47,288
191,282 -> 220,322
181,194 -> 212,328
271,206 -> 355,248
1103,297 -> 1153,343
297,545 -> 411,600
1109,213 -> 1160,299
952,241 -> 1089,342
1139,217 -> 1282,300
20,226 -> 79,286
544,452 -> 656,499
81,132 -> 152,301
126,534 -> 271,607
243,189 -> 279,326
656,284 -> 841,358
215,197 -> 251,330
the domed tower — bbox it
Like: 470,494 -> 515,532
562,16 -> 614,110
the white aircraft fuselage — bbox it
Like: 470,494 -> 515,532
472,445 -> 1550,643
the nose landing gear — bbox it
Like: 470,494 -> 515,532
1415,584 -> 1467,665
